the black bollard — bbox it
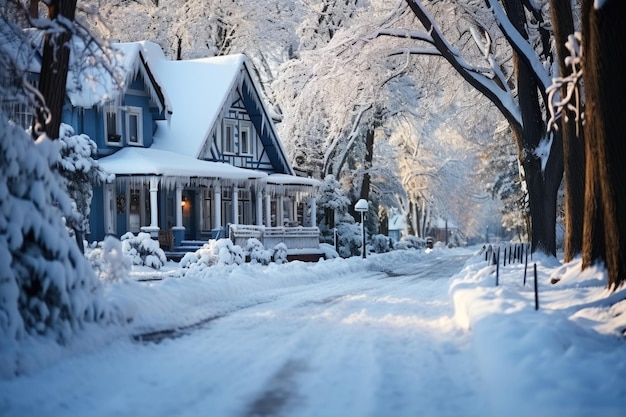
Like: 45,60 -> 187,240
534,263 -> 539,310
523,248 -> 529,286
496,247 -> 500,286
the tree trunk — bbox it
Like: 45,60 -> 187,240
550,0 -> 585,262
581,0 -> 626,289
504,0 -> 563,256
33,0 -> 77,140
359,125 -> 375,201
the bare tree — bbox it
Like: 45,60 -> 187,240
549,0 -> 584,262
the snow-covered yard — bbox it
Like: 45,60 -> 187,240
1,246 -> 625,417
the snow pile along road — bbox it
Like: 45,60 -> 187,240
450,251 -> 626,417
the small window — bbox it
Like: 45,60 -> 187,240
104,107 -> 122,145
125,106 -> 143,145
240,122 -> 253,155
12,103 -> 32,131
223,119 -> 236,154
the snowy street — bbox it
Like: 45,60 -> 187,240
0,249 -> 489,417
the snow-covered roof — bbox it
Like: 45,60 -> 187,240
389,214 -> 407,231
68,40 -> 297,181
260,174 -> 321,187
149,52 -> 247,158
66,41 -> 172,116
258,173 -> 321,196
98,147 -> 266,180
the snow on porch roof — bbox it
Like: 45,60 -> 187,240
260,174 -> 321,187
98,147 -> 266,180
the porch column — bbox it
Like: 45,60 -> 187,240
103,182 -> 114,234
149,177 -> 159,227
264,192 -> 271,227
256,189 -> 263,226
172,185 -> 185,247
310,197 -> 317,227
277,195 -> 284,227
141,176 -> 160,237
214,182 -> 222,236
232,185 -> 239,225
175,186 -> 183,228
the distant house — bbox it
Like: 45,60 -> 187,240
59,41 -> 320,253
433,218 -> 458,244
388,211 -> 407,243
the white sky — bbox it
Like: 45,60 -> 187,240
1,246 -> 625,417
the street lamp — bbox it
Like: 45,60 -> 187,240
355,199 -> 369,259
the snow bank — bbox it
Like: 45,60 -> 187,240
449,250 -> 626,417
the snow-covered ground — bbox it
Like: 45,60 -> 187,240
1,246 -> 625,417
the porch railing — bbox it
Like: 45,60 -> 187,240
229,224 -> 320,251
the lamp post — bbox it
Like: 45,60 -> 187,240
355,199 -> 369,259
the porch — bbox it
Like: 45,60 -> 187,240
95,147 -> 322,259
159,225 -> 323,262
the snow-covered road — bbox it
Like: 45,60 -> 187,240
1,249 -> 490,417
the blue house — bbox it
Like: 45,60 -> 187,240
61,41 -> 319,250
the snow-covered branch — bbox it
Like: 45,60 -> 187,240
547,32 -> 583,133
387,47 -> 441,57
404,0 -> 522,131
323,103 -> 373,177
366,28 -> 435,43
484,0 -> 551,93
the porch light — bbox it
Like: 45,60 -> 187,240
181,196 -> 186,208
354,199 -> 368,259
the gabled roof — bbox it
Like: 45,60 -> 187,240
66,41 -> 172,116
149,52 -> 245,158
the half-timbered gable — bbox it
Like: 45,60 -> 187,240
195,58 -> 291,175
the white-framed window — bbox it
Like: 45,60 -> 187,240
125,106 -> 143,145
239,121 -> 253,155
11,103 -> 32,131
104,106 -> 122,146
223,119 -> 236,154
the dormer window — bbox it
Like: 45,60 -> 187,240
125,106 -> 143,146
104,107 -> 122,146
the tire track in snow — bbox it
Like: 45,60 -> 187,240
223,251 -> 489,417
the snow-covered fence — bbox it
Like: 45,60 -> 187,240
229,225 -> 320,251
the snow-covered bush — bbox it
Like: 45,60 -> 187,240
371,234 -> 392,253
180,239 -> 244,272
336,222 -> 363,258
398,236 -> 426,250
56,124 -> 112,241
86,236 -> 131,282
316,175 -> 355,245
0,114 -> 111,347
272,242 -> 288,264
246,238 -> 273,265
120,232 -> 167,269
217,239 -> 244,265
